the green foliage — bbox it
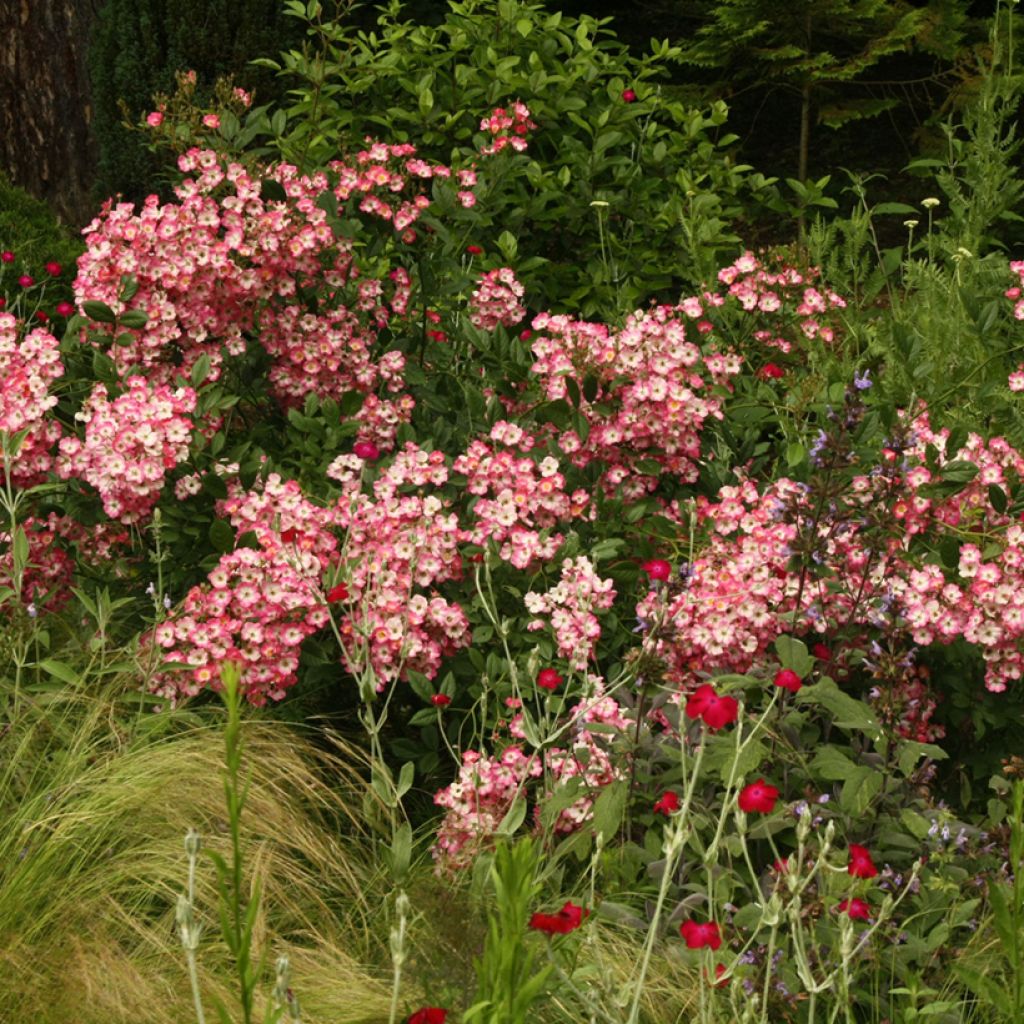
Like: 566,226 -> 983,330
87,0 -> 302,204
0,172 -> 83,276
245,0 -> 778,310
678,0 -> 967,189
0,672 -> 395,1024
467,838 -> 554,1024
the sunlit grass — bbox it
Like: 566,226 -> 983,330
0,680 -> 397,1023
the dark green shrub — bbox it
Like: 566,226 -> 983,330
87,0 -> 303,204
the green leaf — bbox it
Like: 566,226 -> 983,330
82,300 -> 116,324
209,519 -> 235,552
774,636 -> 814,678
260,178 -> 288,203
872,202 -> 920,216
989,484 -> 1008,514
954,964 -> 1012,1014
797,677 -> 881,737
497,230 -> 518,260
396,760 -> 415,800
897,741 -> 947,777
118,309 -> 148,329
591,780 -> 627,839
515,16 -> 531,37
809,744 -> 855,781
839,765 -> 883,816
497,795 -> 527,835
390,821 -> 412,881
191,352 -> 212,387
37,658 -> 81,685
987,880 -> 1016,953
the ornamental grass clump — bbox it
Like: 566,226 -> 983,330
0,672 -> 394,1024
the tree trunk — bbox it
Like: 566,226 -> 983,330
0,0 -> 100,229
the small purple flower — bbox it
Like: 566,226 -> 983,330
853,369 -> 872,390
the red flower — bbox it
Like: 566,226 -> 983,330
641,558 -> 672,581
408,1008 -> 447,1024
0,297 -> 6,310
758,362 -> 784,380
685,684 -> 739,731
280,527 -> 299,544
537,668 -> 564,691
44,261 -> 62,277
622,88 -> 638,102
18,274 -> 34,288
847,844 -> 879,879
55,301 -> 75,317
354,440 -> 381,460
529,901 -> 587,935
519,329 -> 532,341
771,857 -> 790,874
466,244 -> 484,255
326,583 -> 349,603
0,250 -> 14,263
680,920 -> 722,950
812,643 -> 831,661
35,310 -> 48,323
705,963 -> 728,988
431,693 -> 452,707
653,791 -> 680,815
773,668 -> 802,694
427,329 -> 448,343
738,779 -> 779,814
836,897 -> 871,921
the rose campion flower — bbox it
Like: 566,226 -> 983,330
408,1008 -> 447,1024
759,362 -> 784,379
641,558 -> 672,581
537,668 -> 564,691
529,900 -> 587,934
44,261 -> 62,277
1,250 -> 14,263
847,844 -> 879,879
679,920 -> 722,950
653,790 -> 680,815
622,88 -> 637,102
55,301 -> 74,317
738,779 -> 779,813
326,583 -> 349,603
431,693 -> 452,707
353,440 -> 381,460
685,683 -> 739,731
836,897 -> 871,921
18,275 -> 34,288
773,668 -> 802,693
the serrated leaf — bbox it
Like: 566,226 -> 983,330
260,178 -> 288,202
209,519 -> 235,552
82,300 -> 116,324
118,309 -> 148,329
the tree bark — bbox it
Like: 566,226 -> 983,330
0,0 -> 100,229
